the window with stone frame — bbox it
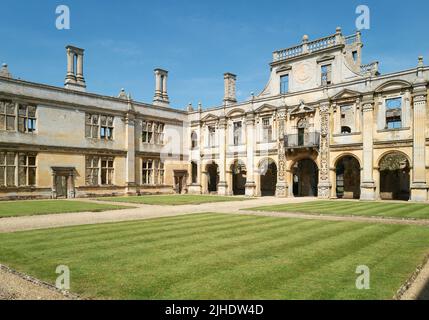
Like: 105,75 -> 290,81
85,114 -> 99,139
100,115 -> 114,140
233,121 -> 242,145
0,152 -> 16,187
208,126 -> 216,147
100,157 -> 114,185
321,64 -> 332,86
142,120 -> 165,144
85,156 -> 100,186
142,159 -> 164,185
18,104 -> 37,133
191,131 -> 198,149
385,97 -> 402,129
18,154 -> 36,186
85,113 -> 114,140
262,117 -> 273,142
340,105 -> 353,133
157,161 -> 165,184
280,74 -> 289,94
154,122 -> 165,145
0,100 -> 16,131
142,159 -> 153,184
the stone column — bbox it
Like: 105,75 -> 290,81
276,110 -> 288,197
329,168 -> 336,198
318,102 -> 332,198
66,48 -> 75,82
125,108 -> 136,196
245,112 -> 256,196
201,168 -> 208,194
360,98 -> 376,200
217,117 -> 228,195
410,88 -> 428,201
76,53 -> 84,83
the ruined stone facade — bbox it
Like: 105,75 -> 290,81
1,28 -> 428,201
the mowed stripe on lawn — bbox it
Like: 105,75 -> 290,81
250,201 -> 429,219
0,200 -> 129,218
0,213 -> 429,299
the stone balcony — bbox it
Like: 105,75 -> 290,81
284,132 -> 320,154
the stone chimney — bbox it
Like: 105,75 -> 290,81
223,73 -> 237,105
65,45 -> 86,92
153,68 -> 169,106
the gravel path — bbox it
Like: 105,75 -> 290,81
0,266 -> 72,300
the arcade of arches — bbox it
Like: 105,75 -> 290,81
199,152 -> 412,201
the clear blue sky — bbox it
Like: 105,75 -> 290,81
0,0 -> 428,109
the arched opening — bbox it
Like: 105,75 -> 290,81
191,161 -> 198,184
341,126 -> 351,134
379,152 -> 410,200
231,160 -> 246,195
206,162 -> 219,193
191,131 -> 198,149
259,158 -> 277,196
292,159 -> 318,197
336,156 -> 360,199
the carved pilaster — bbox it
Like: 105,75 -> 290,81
411,90 -> 428,201
276,110 -> 288,197
360,99 -> 376,200
318,102 -> 331,198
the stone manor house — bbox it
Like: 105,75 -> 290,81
0,28 -> 428,201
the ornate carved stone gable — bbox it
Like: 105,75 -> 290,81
201,113 -> 219,123
316,55 -> 335,64
226,108 -> 245,118
331,89 -> 362,101
254,104 -> 277,115
276,65 -> 292,73
289,100 -> 315,116
374,80 -> 412,93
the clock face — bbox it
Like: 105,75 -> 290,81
294,62 -> 313,84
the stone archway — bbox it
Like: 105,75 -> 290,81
206,162 -> 219,193
259,158 -> 277,196
231,160 -> 247,195
335,155 -> 361,199
379,152 -> 410,200
292,159 -> 318,197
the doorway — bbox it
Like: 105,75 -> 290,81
292,159 -> 318,197
51,167 -> 75,199
174,170 -> 188,194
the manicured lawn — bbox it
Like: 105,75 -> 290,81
249,200 -> 429,220
1,213 -> 429,299
0,200 -> 129,218
98,194 -> 248,205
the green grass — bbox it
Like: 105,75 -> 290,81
98,194 -> 248,205
1,213 -> 429,299
0,200 -> 129,218
249,200 -> 429,220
